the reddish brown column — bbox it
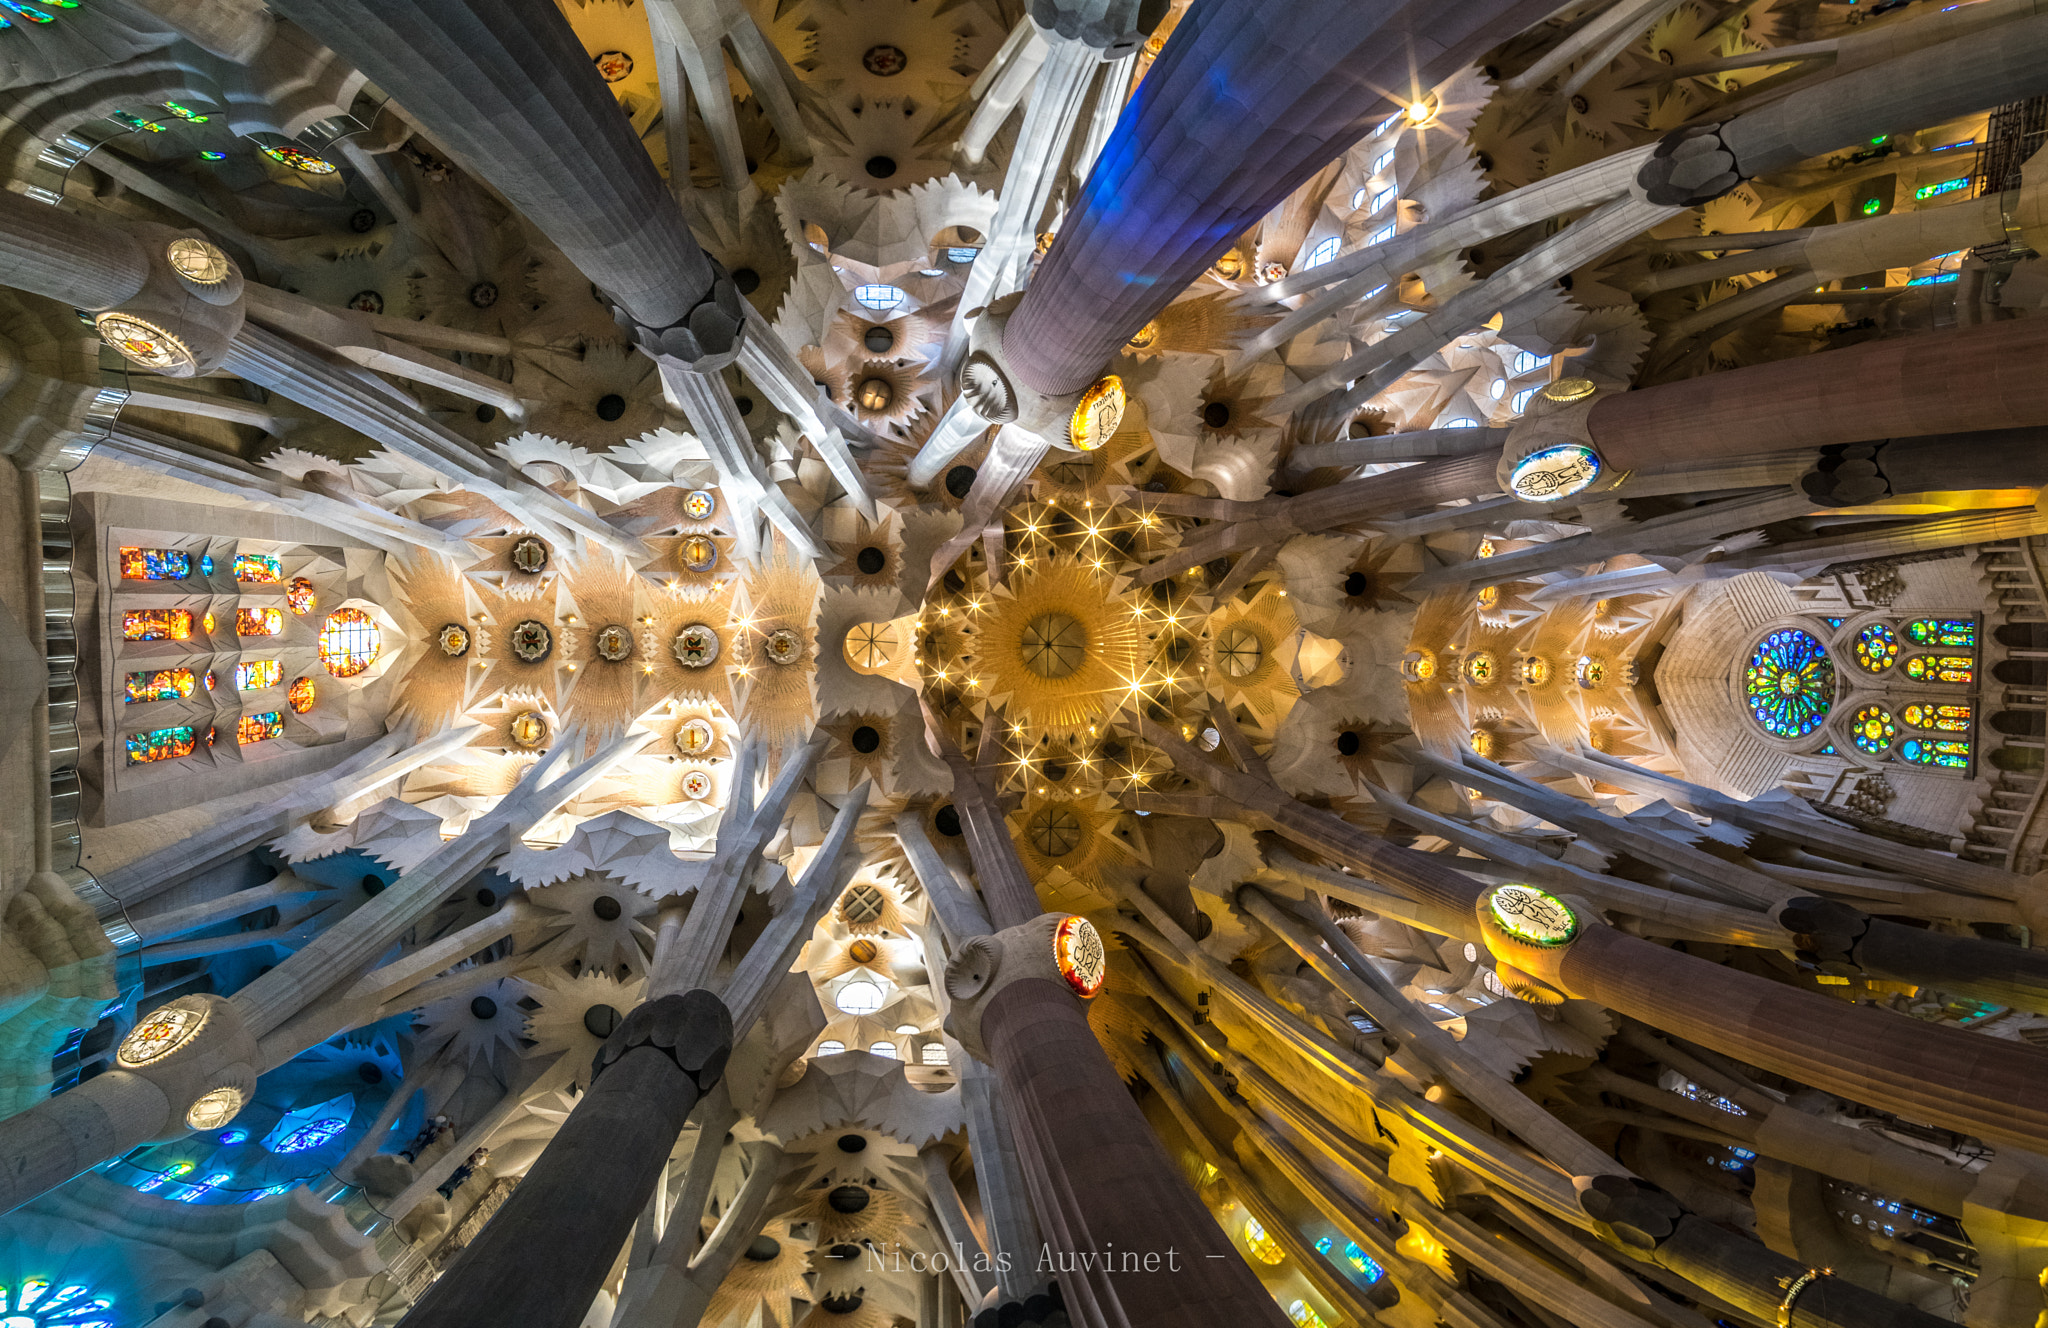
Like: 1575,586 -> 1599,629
1588,316 -> 2048,468
981,978 -> 1291,1327
927,714 -> 1286,1324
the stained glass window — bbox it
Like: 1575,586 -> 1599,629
269,1117 -> 346,1153
232,552 -> 283,583
1850,705 -> 1897,755
286,577 -> 315,615
1905,618 -> 1976,649
1853,624 -> 1898,672
236,711 -> 283,745
319,608 -> 381,677
1287,1302 -> 1330,1328
1241,1216 -> 1284,1265
1744,629 -> 1834,737
124,667 -> 195,703
0,1280 -> 113,1328
1902,703 -> 1970,732
235,660 -> 280,691
236,608 -> 283,637
287,677 -> 315,713
1901,738 -> 1971,769
126,725 -> 196,765
1315,1236 -> 1385,1282
119,546 -> 192,580
124,609 -> 194,642
1904,655 -> 1973,684
260,143 -> 336,174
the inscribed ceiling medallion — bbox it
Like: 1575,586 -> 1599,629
681,769 -> 714,801
862,44 -> 906,76
95,312 -> 196,374
1508,443 -> 1602,502
185,1084 -> 245,1130
1068,375 -> 1126,452
676,717 -> 715,757
118,1002 -> 208,1067
674,623 -> 720,668
509,620 -> 553,662
594,624 -> 633,662
763,628 -> 803,665
439,623 -> 471,657
510,711 -> 548,749
1486,885 -> 1579,948
680,535 -> 718,573
683,490 -> 717,521
166,237 -> 230,285
593,50 -> 633,82
510,537 -> 550,574
1054,915 -> 1106,997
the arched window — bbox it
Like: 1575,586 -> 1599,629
919,1042 -> 949,1065
1900,738 -> 1970,769
816,1040 -> 846,1055
835,979 -> 884,1016
1904,655 -> 1973,684
867,1041 -> 899,1059
1302,237 -> 1340,269
854,284 -> 904,311
124,668 -> 196,704
1905,618 -> 1975,649
1991,710 -> 2045,737
1995,659 -> 2048,687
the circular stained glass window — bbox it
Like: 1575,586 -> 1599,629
1850,704 -> 1897,755
319,609 -> 382,678
1853,623 -> 1899,673
1743,629 -> 1834,738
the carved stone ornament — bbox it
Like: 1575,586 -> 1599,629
941,912 -> 1105,1064
590,989 -> 733,1092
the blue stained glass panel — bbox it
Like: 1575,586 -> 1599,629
1744,629 -> 1835,738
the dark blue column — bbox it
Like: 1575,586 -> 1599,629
1005,0 -> 1554,397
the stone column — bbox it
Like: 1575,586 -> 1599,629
395,992 -> 732,1328
933,722 -> 1287,1323
1585,316 -> 2048,472
963,964 -> 1291,1327
269,0 -> 715,333
999,0 -> 1555,399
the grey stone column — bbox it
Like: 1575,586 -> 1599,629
395,992 -> 732,1328
269,0 -> 716,333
